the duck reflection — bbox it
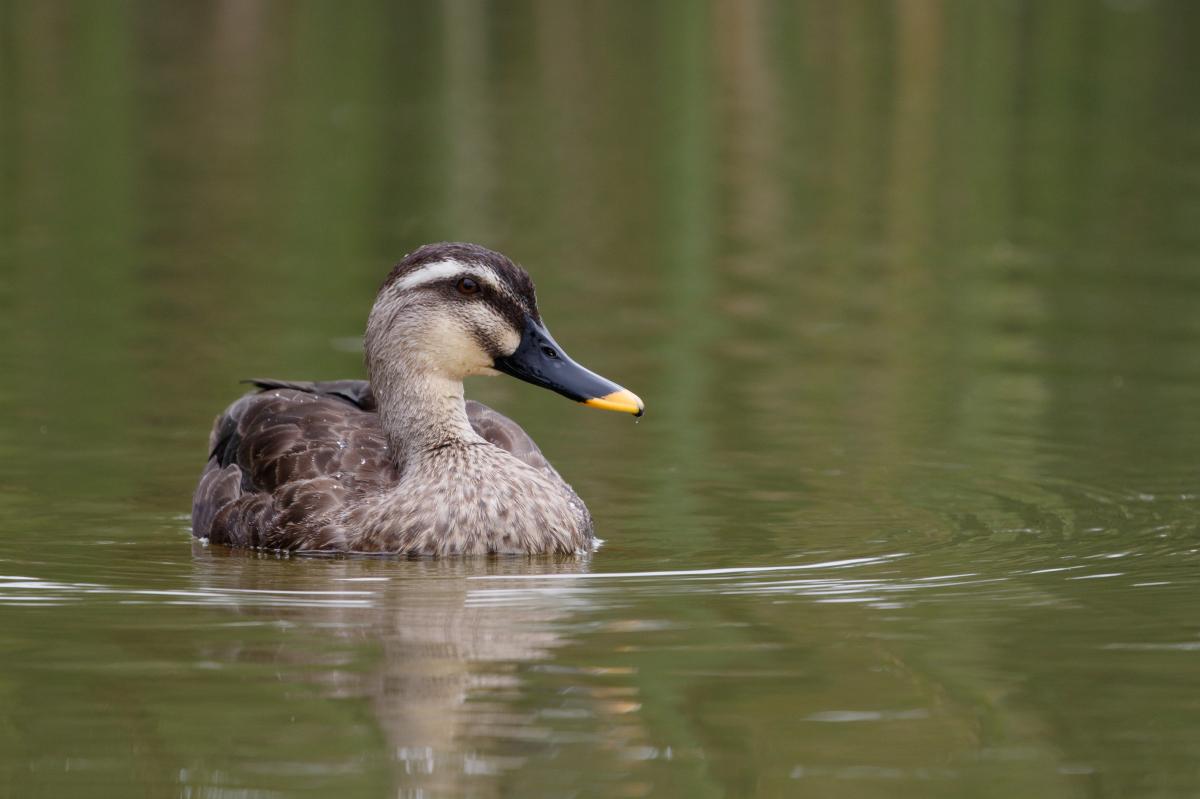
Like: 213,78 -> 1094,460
187,543 -> 648,796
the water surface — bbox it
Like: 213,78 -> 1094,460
2,2 -> 1199,797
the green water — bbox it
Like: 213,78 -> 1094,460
3,2 -> 1200,797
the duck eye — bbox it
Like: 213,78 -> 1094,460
456,277 -> 480,295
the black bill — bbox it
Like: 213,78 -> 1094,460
493,317 -> 644,416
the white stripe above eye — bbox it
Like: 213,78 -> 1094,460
392,260 -> 498,293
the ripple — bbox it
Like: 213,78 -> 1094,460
463,554 -> 1037,610
0,575 -> 375,609
1102,642 -> 1200,651
804,709 -> 929,722
469,553 -> 909,581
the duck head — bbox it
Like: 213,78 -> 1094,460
365,242 -> 643,416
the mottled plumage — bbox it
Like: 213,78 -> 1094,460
191,243 -> 642,556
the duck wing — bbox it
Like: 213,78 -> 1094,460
464,399 -> 557,475
243,378 -> 377,410
192,384 -> 395,550
245,379 -> 556,473
192,379 -> 562,550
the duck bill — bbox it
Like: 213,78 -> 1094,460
493,317 -> 644,416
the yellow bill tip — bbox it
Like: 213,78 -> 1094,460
584,388 -> 645,417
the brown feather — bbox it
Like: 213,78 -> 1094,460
191,380 -> 575,552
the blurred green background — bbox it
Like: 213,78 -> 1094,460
2,1 -> 1199,797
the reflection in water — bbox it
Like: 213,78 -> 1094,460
5,538 -> 1193,797
181,550 -> 652,797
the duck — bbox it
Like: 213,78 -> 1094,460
191,242 -> 643,556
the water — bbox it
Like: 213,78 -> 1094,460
2,1 -> 1200,796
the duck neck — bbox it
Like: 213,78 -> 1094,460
371,364 -> 482,460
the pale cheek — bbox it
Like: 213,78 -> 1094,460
461,358 -> 494,377
432,319 -> 509,377
456,340 -> 499,374
458,312 -> 521,375
446,344 -> 493,377
495,326 -> 520,357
